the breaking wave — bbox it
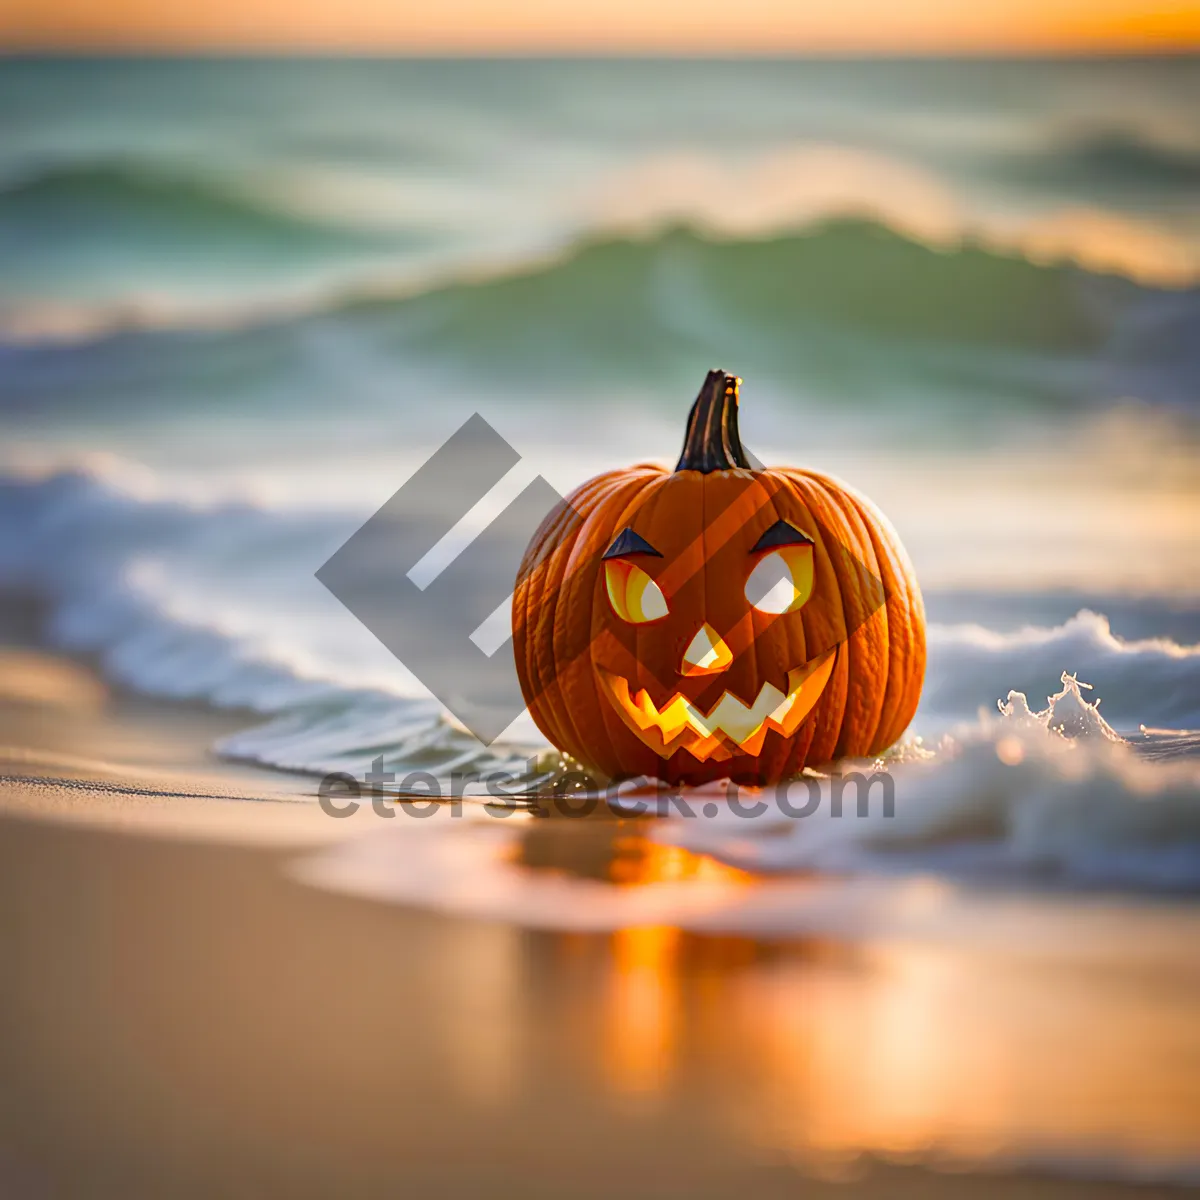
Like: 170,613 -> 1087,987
654,673 -> 1200,894
923,611 -> 1200,731
4,218 -> 1198,416
335,219 -> 1153,361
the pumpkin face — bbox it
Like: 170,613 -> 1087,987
512,370 -> 925,786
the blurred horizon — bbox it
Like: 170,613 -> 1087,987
4,48 -> 1200,58
3,0 -> 1199,54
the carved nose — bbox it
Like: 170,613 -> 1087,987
681,623 -> 733,676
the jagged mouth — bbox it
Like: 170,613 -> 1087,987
598,648 -> 837,763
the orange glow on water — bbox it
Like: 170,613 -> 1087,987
515,829 -> 1200,1166
608,838 -> 756,889
606,924 -> 680,1098
601,838 -> 756,1099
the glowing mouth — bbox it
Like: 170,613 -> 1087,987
599,648 -> 837,763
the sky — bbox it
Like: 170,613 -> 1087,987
2,0 -> 1199,53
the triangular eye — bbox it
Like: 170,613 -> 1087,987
602,527 -> 663,560
751,520 -> 815,553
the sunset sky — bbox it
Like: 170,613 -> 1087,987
3,0 -> 1199,52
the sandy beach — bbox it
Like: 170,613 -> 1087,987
1,603 -> 1196,1198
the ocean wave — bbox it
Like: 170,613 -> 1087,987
582,140 -> 1200,287
923,611 -> 1200,731
0,160 -> 395,250
654,680 -> 1200,894
5,218 -> 1196,415
1012,127 -> 1200,191
4,130 -> 1198,348
12,215 -> 1167,346
0,466 -> 535,781
343,219 -> 1143,354
0,161 -> 401,334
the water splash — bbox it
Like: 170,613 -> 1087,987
998,670 -> 1124,742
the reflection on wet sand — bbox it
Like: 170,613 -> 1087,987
604,840 -> 756,1101
513,822 -> 1200,1176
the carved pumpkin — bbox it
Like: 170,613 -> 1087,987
512,370 -> 925,786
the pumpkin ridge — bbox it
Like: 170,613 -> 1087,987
804,470 -> 891,757
809,474 -> 888,758
791,466 -> 924,756
518,484 -> 589,754
840,484 -> 925,752
840,487 -> 904,754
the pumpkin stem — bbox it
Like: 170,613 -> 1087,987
675,370 -> 751,473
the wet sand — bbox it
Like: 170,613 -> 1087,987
0,618 -> 1196,1198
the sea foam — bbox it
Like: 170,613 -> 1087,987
2,464 -> 1199,896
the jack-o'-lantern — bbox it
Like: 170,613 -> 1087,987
512,370 -> 925,786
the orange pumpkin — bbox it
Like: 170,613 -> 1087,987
512,370 -> 925,786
